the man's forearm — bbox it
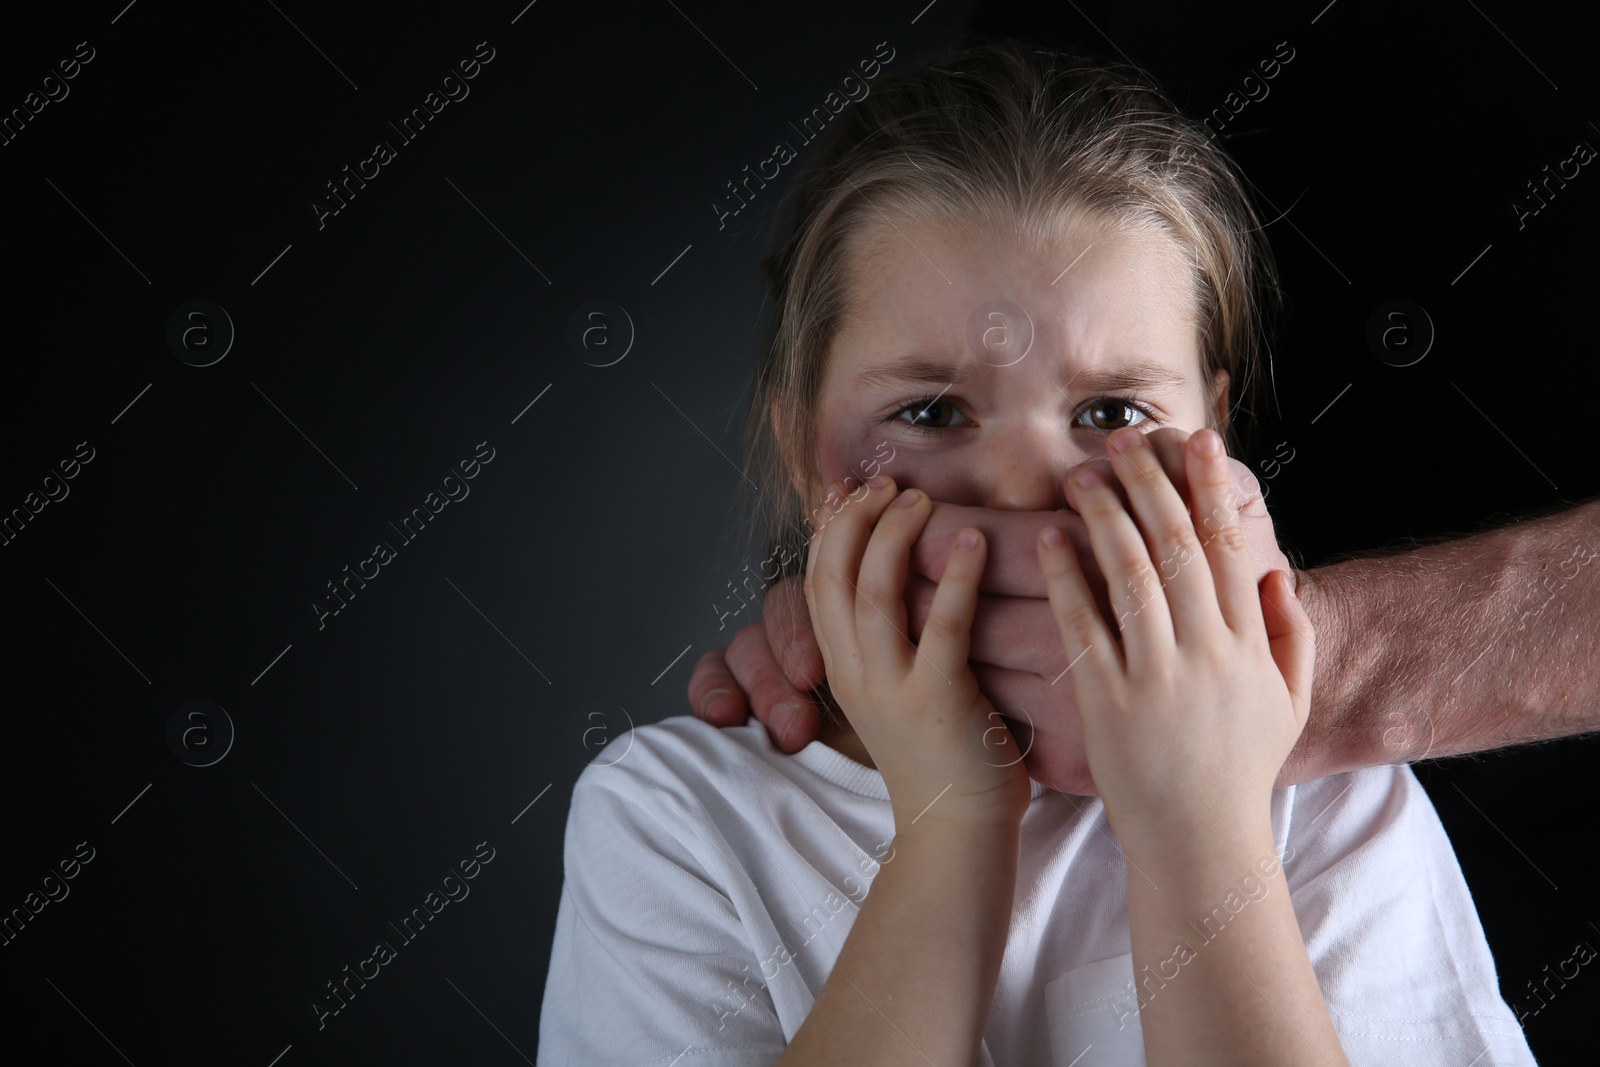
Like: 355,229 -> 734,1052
1287,497 -> 1600,780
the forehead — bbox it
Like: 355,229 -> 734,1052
833,209 -> 1199,369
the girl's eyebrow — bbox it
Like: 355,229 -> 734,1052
853,354 -> 1188,393
852,355 -> 979,390
1065,360 -> 1189,393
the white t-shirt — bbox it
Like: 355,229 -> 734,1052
537,717 -> 1536,1066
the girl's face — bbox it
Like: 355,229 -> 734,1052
809,211 -> 1228,513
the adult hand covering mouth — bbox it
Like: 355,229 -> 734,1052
689,427 -> 1294,795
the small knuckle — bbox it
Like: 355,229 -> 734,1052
855,575 -> 896,607
1201,455 -> 1233,485
872,498 -> 914,531
1126,448 -> 1161,480
1197,498 -> 1236,539
1158,519 -> 1200,556
1120,557 -> 1158,594
1060,601 -> 1103,642
1082,490 -> 1122,518
1213,521 -> 1250,556
922,610 -> 964,644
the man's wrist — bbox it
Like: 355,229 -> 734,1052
1280,562 -> 1383,783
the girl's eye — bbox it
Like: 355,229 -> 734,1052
1076,397 -> 1158,431
888,397 -> 969,434
884,396 -> 1160,435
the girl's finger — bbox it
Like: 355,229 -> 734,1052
1184,430 -> 1260,635
1071,465 -> 1175,677
913,526 -> 987,683
1036,524 -> 1123,679
1105,428 -> 1223,644
853,482 -> 930,670
806,475 -> 902,678
1144,429 -> 1195,503
802,479 -> 857,672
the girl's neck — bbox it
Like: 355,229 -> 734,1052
816,717 -> 877,770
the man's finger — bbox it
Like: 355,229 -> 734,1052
688,646 -> 751,727
911,502 -> 1087,598
761,576 -> 827,688
727,619 -> 823,753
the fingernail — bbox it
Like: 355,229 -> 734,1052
957,528 -> 980,550
1041,526 -> 1065,548
1196,430 -> 1222,455
700,688 -> 731,718
894,488 -> 920,507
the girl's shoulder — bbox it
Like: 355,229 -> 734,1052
1278,762 -> 1449,880
564,714 -> 841,822
557,716 -> 886,905
570,714 -> 776,789
1283,762 -> 1427,829
1271,771 -> 1534,1062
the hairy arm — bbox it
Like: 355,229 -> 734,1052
1286,496 -> 1600,777
692,443 -> 1600,783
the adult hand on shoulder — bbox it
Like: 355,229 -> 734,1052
690,582 -> 826,753
688,428 -> 1297,794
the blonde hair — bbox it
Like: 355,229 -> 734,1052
733,37 -> 1283,725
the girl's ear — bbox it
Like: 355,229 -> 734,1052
1210,368 -> 1232,440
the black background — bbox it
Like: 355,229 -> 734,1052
2,0 -> 1596,1063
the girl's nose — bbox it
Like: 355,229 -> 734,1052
984,452 -> 1075,512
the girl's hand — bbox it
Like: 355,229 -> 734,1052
1035,427 -> 1315,846
805,474 -> 1033,830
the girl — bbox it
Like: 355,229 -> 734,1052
538,38 -> 1534,1066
